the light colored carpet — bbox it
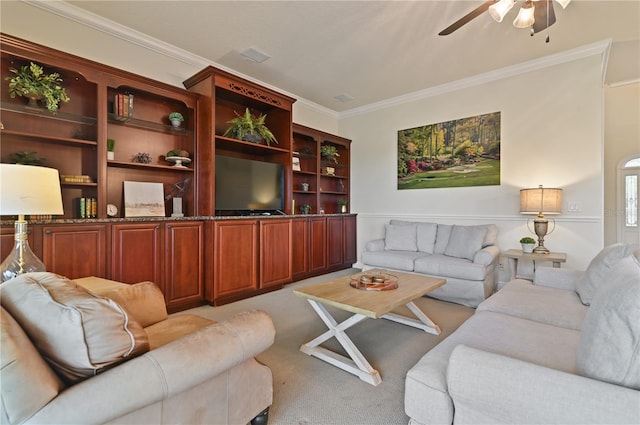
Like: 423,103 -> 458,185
182,269 -> 474,425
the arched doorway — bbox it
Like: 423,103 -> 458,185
618,156 -> 640,244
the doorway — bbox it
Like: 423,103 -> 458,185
618,156 -> 640,245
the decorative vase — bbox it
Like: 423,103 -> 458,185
341,205 -> 347,213
25,92 -> 43,109
242,132 -> 262,144
170,119 -> 182,128
521,243 -> 536,254
107,151 -> 115,160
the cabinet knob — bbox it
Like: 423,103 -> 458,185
45,230 -> 52,235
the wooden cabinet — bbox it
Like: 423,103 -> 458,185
183,66 -> 295,216
292,124 -> 351,215
309,217 -> 328,274
111,222 -> 162,284
291,218 -> 309,281
291,216 -> 327,280
343,214 -> 357,265
1,34 -> 199,220
260,219 -> 292,288
41,224 -> 107,279
163,221 -> 205,311
213,220 -> 259,301
326,216 -> 344,269
111,221 -> 204,312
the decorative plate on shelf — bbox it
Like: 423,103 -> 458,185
349,271 -> 398,291
165,156 -> 191,168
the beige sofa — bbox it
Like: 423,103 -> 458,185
0,273 -> 275,425
362,220 -> 499,307
405,243 -> 640,425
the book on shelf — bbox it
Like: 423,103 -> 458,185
75,197 -> 97,219
114,93 -> 134,120
61,175 -> 94,183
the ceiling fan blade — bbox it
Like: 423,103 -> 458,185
532,0 -> 556,33
439,0 -> 497,36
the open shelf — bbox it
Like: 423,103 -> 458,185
107,160 -> 194,172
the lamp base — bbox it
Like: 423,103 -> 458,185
0,220 -> 46,282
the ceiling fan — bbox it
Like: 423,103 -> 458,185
439,0 -> 571,38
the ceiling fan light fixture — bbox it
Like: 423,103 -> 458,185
488,0 -> 517,22
553,0 -> 571,9
513,1 -> 536,28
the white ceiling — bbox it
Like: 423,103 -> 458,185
67,0 -> 639,112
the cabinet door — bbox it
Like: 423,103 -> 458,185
326,216 -> 344,268
42,224 -> 107,279
164,221 -> 204,311
308,217 -> 327,273
343,215 -> 357,266
111,223 -> 162,284
260,219 -> 292,288
291,218 -> 309,280
213,220 -> 259,299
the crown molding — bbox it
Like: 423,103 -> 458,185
339,39 -> 613,119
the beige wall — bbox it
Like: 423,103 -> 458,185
604,82 -> 640,245
340,55 -> 606,270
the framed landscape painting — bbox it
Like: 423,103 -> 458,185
124,181 -> 165,217
397,111 -> 501,190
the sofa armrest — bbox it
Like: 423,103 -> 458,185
447,345 -> 640,425
27,310 -> 275,425
473,245 -> 500,266
533,267 -> 584,292
365,238 -> 385,252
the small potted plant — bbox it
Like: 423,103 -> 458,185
338,199 -> 348,213
300,204 -> 312,215
321,145 -> 340,164
520,236 -> 536,253
107,138 -> 115,160
223,108 -> 277,146
168,112 -> 184,128
10,151 -> 45,166
6,62 -> 70,112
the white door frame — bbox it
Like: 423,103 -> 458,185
617,155 -> 640,244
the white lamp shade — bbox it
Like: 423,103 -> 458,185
513,1 -> 536,28
0,164 -> 64,215
488,0 -> 517,22
520,185 -> 563,215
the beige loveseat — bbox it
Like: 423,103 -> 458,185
404,243 -> 640,425
362,220 -> 499,307
1,273 -> 275,425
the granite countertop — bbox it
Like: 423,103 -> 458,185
0,213 -> 356,226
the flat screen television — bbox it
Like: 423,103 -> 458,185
215,155 -> 284,215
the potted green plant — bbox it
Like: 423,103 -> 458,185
107,139 -> 115,160
321,145 -> 340,164
223,108 -> 277,146
520,236 -> 536,253
6,62 -> 70,112
168,112 -> 184,128
338,199 -> 348,213
300,204 -> 312,215
10,151 -> 45,166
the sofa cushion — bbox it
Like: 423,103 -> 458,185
389,220 -> 438,253
444,225 -> 487,261
0,272 -> 149,383
361,250 -> 425,271
1,307 -> 64,425
478,279 -> 588,330
384,223 -> 417,251
405,310 -> 580,425
577,253 -> 640,389
414,254 -> 488,281
434,224 -> 452,254
145,314 -> 214,350
575,243 -> 637,305
478,224 -> 498,247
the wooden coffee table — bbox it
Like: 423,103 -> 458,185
293,269 -> 445,386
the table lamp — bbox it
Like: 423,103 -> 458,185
520,184 -> 562,254
0,164 -> 64,282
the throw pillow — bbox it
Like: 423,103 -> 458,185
434,224 -> 452,254
0,272 -> 149,384
384,223 -> 418,251
444,225 -> 487,261
416,222 -> 438,253
576,243 -> 638,305
576,253 -> 640,390
478,224 -> 498,247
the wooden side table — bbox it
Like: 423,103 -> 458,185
502,249 -> 567,281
